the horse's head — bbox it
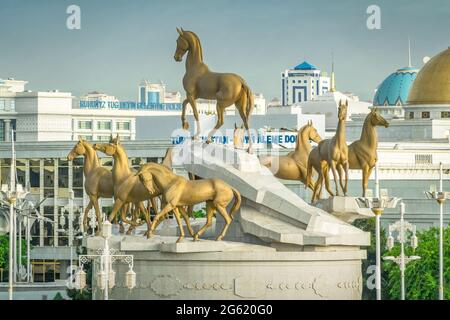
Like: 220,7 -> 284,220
174,27 -> 189,62
94,134 -> 120,156
233,123 -> 245,149
369,107 -> 389,128
136,166 -> 158,195
305,120 -> 322,143
67,137 -> 88,160
338,100 -> 348,120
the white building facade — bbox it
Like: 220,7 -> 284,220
281,61 -> 330,106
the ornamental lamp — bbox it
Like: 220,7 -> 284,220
102,220 -> 112,239
387,234 -> 394,250
125,269 -> 136,290
97,271 -> 107,290
108,269 -> 116,289
75,268 -> 87,291
411,235 -> 418,250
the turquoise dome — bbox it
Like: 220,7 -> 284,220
373,67 -> 418,106
294,61 -> 317,70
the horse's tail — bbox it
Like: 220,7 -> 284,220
229,187 -> 242,220
240,81 -> 254,120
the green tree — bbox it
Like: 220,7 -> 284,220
383,226 -> 450,300
0,234 -> 28,272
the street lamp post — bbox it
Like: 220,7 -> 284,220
75,220 -> 136,300
357,165 -> 400,300
424,162 -> 448,300
384,202 -> 420,300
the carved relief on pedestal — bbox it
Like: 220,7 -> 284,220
150,275 -> 183,297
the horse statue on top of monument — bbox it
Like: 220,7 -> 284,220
348,107 -> 389,197
307,100 -> 349,199
258,122 -> 322,195
307,106 -> 389,202
174,27 -> 255,153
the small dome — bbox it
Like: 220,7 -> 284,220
294,61 -> 317,70
408,47 -> 450,105
373,67 -> 418,106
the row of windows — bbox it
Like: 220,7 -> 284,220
77,134 -> 131,141
0,99 -> 15,111
77,120 -> 131,130
408,111 -> 450,119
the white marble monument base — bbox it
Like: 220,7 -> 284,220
314,196 -> 375,223
87,235 -> 365,300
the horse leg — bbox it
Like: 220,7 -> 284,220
362,165 -> 373,197
118,203 -> 128,234
311,169 -> 322,203
172,207 -> 185,243
179,206 -> 195,237
194,202 -> 215,241
126,204 -> 137,235
323,163 -> 334,197
90,195 -> 103,236
236,107 -> 253,154
187,96 -> 201,140
148,202 -> 175,238
344,161 -> 349,196
337,164 -> 345,195
206,107 -> 225,143
330,161 -> 340,196
108,199 -> 124,223
83,200 -> 93,234
181,98 -> 190,130
141,201 -> 153,237
215,205 -> 232,241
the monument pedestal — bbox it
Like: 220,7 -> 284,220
314,196 -> 375,223
87,141 -> 370,300
87,235 -> 365,300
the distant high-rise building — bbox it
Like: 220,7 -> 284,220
281,61 -> 330,106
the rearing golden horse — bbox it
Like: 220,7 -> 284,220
174,28 -> 255,152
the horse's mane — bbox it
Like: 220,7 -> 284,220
295,125 -> 309,151
186,31 -> 203,61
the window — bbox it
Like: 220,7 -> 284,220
78,135 -> 92,141
408,112 -> 414,119
77,120 -> 92,129
422,111 -> 430,119
96,135 -> 110,141
116,121 -> 131,130
97,121 -> 111,130
32,260 -> 60,282
441,111 -> 450,118
415,154 -> 432,164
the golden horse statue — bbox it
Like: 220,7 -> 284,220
174,28 -> 255,152
67,138 -> 113,235
259,122 -> 322,193
310,100 -> 349,197
93,136 -> 158,237
307,107 -> 389,202
348,108 -> 389,196
137,163 -> 241,243
306,147 -> 331,203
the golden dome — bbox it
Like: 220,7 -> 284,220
407,47 -> 450,105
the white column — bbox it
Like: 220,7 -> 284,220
438,162 -> 444,300
4,119 -> 11,142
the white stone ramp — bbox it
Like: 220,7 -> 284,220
172,141 -> 369,248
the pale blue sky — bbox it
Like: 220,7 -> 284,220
0,0 -> 449,101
